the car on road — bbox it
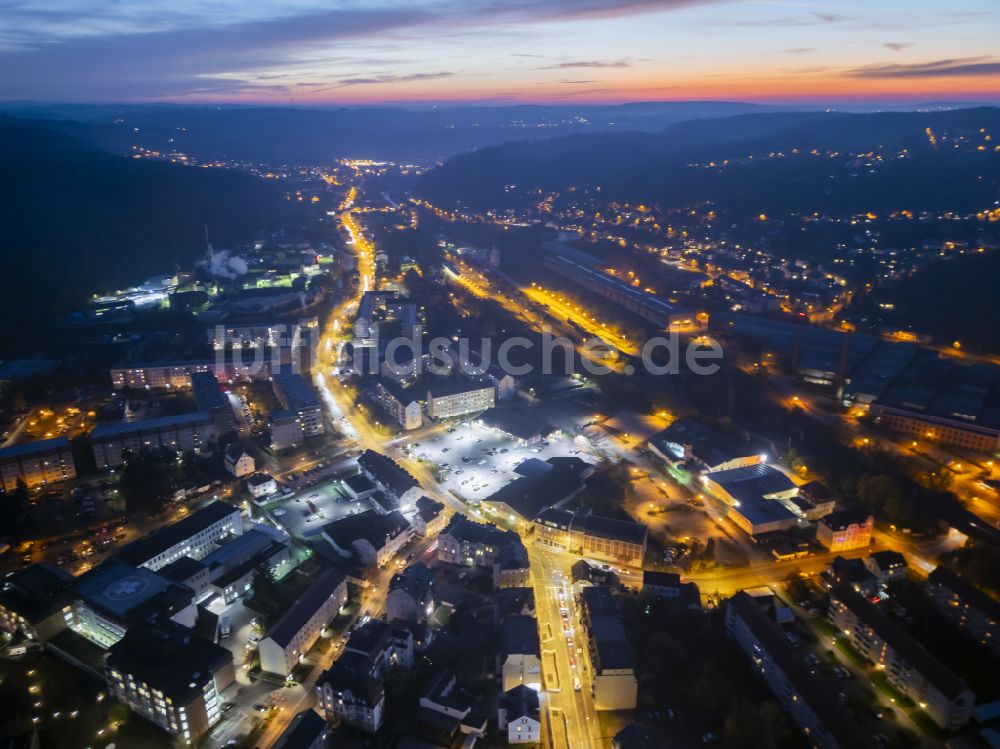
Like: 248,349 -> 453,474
220,702 -> 235,713
252,703 -> 269,713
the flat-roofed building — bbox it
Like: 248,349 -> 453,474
90,412 -> 216,469
0,436 -> 77,491
0,563 -> 74,643
425,379 -> 494,420
110,359 -> 271,390
106,620 -> 234,745
259,567 -> 348,677
648,418 -> 761,474
579,586 -> 637,710
700,464 -> 799,536
115,501 -> 243,571
482,457 -> 592,527
544,254 -> 702,331
816,509 -> 873,552
535,508 -> 647,567
272,370 -> 324,439
190,370 -> 235,435
828,584 -> 974,730
69,559 -> 198,648
376,378 -> 422,430
925,566 -> 1000,656
727,591 -> 872,749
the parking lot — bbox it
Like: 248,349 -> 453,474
402,420 -> 596,503
260,475 -> 367,539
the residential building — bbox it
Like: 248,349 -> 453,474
535,508 -> 647,567
342,473 -> 377,501
865,551 -> 908,585
316,619 -> 413,733
0,437 -> 77,492
272,709 -> 328,749
498,685 -> 541,744
190,370 -> 235,436
425,379 -> 495,420
109,359 -> 271,391
258,567 -> 348,677
438,514 -> 507,566
412,496 -> 446,536
499,615 -> 542,691
828,585 -> 975,730
387,563 -> 435,625
418,668 -> 489,739
224,444 -> 255,478
105,621 -> 234,745
358,449 -> 421,506
321,509 -> 413,568
641,571 -> 682,600
925,566 -> 1000,656
544,254 -> 701,330
90,412 -> 216,469
271,370 -> 324,440
115,501 -> 243,571
377,378 -> 422,430
579,587 -> 637,710
248,473 -> 278,498
726,591 -> 871,749
823,556 -> 879,598
816,509 -> 874,552
496,538 -> 531,590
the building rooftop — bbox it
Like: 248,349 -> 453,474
0,563 -> 74,623
642,571 -> 681,589
190,370 -> 229,412
115,501 -> 240,567
426,377 -> 493,399
0,436 -> 71,461
928,566 -> 1000,620
501,615 -> 540,657
478,408 -> 547,441
728,591 -> 871,748
272,370 -> 321,411
72,559 -> 193,625
272,709 -> 327,749
105,620 -> 231,703
819,508 -> 873,532
830,584 -> 970,700
264,567 -> 346,649
358,449 -> 419,498
89,411 -> 213,441
486,457 -> 589,520
322,509 -> 411,555
704,463 -> 795,505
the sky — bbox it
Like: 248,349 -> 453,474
0,0 -> 998,104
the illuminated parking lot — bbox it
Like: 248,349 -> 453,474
403,420 -> 596,503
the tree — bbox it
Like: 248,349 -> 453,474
251,561 -> 278,603
118,447 -> 183,515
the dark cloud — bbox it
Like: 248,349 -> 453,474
850,56 -> 1000,78
330,72 -> 455,88
783,48 -> 814,54
883,42 -> 912,52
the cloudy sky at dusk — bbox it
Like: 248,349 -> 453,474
1,0 -> 998,104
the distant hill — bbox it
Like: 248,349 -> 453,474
0,119 -> 288,355
416,107 -> 1000,214
0,101 -> 783,163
